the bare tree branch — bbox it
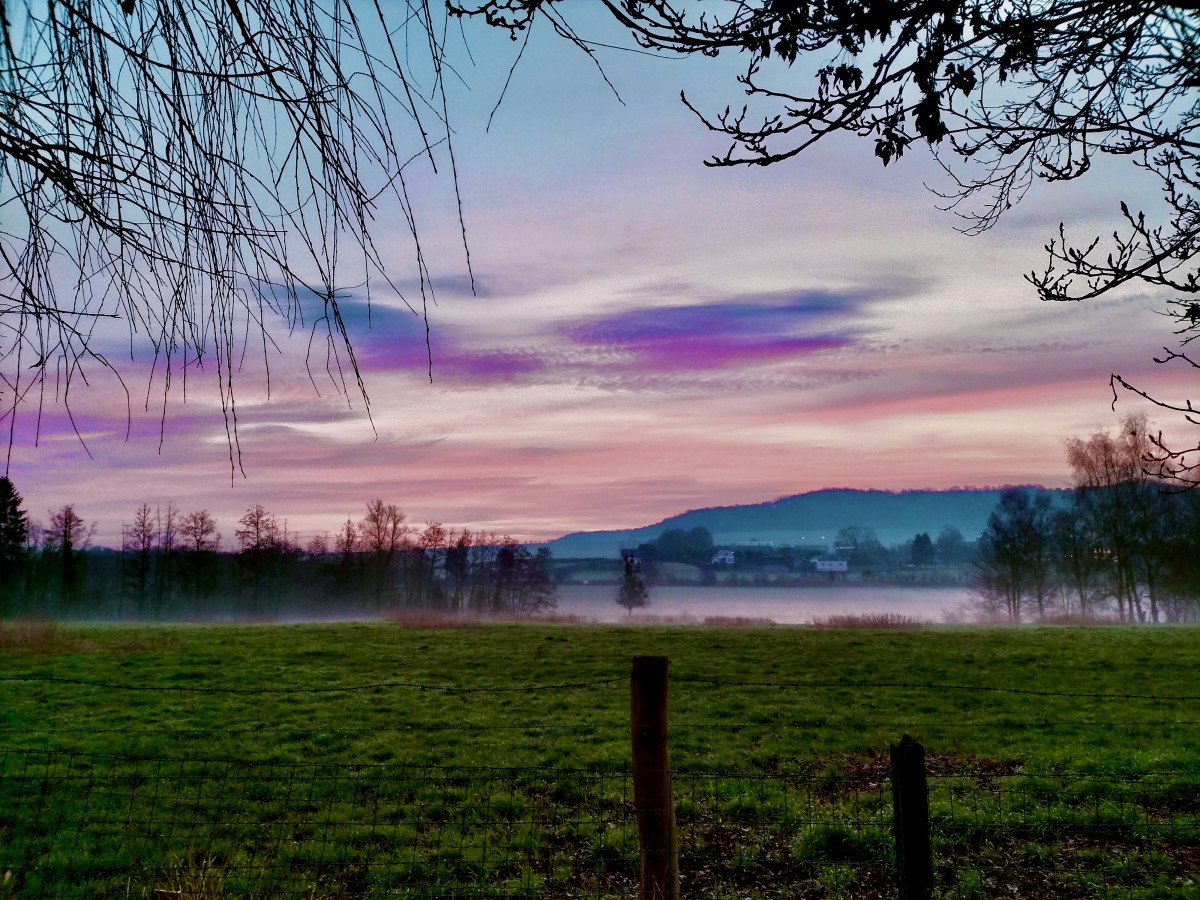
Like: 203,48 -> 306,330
0,0 -> 472,472
456,0 -> 1200,487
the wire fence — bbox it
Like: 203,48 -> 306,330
930,768 -> 1200,898
0,748 -> 895,899
6,749 -> 1200,898
4,667 -> 1200,898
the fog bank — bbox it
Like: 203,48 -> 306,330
553,584 -> 972,624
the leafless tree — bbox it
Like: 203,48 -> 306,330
1050,505 -> 1104,619
45,503 -> 95,554
485,537 -> 555,615
44,502 -> 95,604
443,526 -> 473,611
180,509 -> 219,554
359,498 -> 410,599
235,503 -> 280,554
179,507 -> 220,608
122,502 -> 159,617
1066,412 -> 1172,621
234,502 -> 284,610
972,488 -> 1056,621
334,518 -> 361,558
138,500 -> 178,616
1,1 -> 469,467
833,525 -> 884,567
403,520 -> 447,604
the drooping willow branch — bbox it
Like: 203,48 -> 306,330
0,0 -> 470,471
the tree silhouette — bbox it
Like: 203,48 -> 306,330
1,1 -> 469,460
617,556 -> 649,616
180,510 -> 220,555
973,488 -> 1057,621
487,541 -> 557,615
910,532 -> 935,567
456,0 -> 1200,480
1066,413 -> 1170,621
180,509 -> 221,609
121,504 -> 159,618
935,526 -> 968,564
235,503 -> 283,612
360,500 -> 410,602
834,525 -> 884,566
1051,502 -> 1104,619
405,522 -> 448,606
654,527 -> 714,565
44,504 -> 96,608
0,477 -> 29,608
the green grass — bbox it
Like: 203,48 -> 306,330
3,620 -> 1200,897
4,621 -> 1200,768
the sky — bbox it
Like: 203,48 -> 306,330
5,7 -> 1186,548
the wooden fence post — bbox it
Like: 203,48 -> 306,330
630,655 -> 679,900
891,733 -> 933,900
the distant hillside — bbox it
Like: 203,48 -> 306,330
545,487 -> 1065,559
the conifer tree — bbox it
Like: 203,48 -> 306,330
617,557 -> 649,616
0,477 -> 29,605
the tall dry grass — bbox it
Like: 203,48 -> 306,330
385,610 -> 591,628
385,610 -> 482,629
618,613 -> 779,626
0,618 -> 182,654
702,616 -> 777,627
808,612 -> 926,629
0,618 -> 78,653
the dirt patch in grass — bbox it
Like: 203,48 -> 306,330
769,750 -> 1026,787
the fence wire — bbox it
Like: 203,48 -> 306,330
5,668 -> 1200,898
0,748 -> 901,900
929,770 -> 1200,899
11,746 -> 1200,899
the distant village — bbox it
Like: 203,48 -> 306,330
548,525 -> 976,588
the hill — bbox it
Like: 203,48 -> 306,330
544,487 -> 1063,558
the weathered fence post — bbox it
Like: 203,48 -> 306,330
891,733 -> 933,900
630,655 -> 679,900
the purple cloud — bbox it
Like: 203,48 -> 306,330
304,286 -> 874,391
565,291 -> 858,372
445,350 -> 549,381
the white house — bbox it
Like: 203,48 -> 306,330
711,549 -> 735,566
814,558 -> 849,573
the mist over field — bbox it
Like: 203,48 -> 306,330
553,583 -> 972,624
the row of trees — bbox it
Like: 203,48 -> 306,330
642,523 -> 970,573
832,524 -> 972,570
0,486 -> 556,620
974,414 -> 1200,622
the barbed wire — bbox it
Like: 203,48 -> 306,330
672,675 -> 1200,702
7,718 -> 1200,736
5,672 -> 1196,702
0,674 -> 628,694
3,744 -> 1196,780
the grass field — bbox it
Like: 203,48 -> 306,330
3,618 -> 1200,898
